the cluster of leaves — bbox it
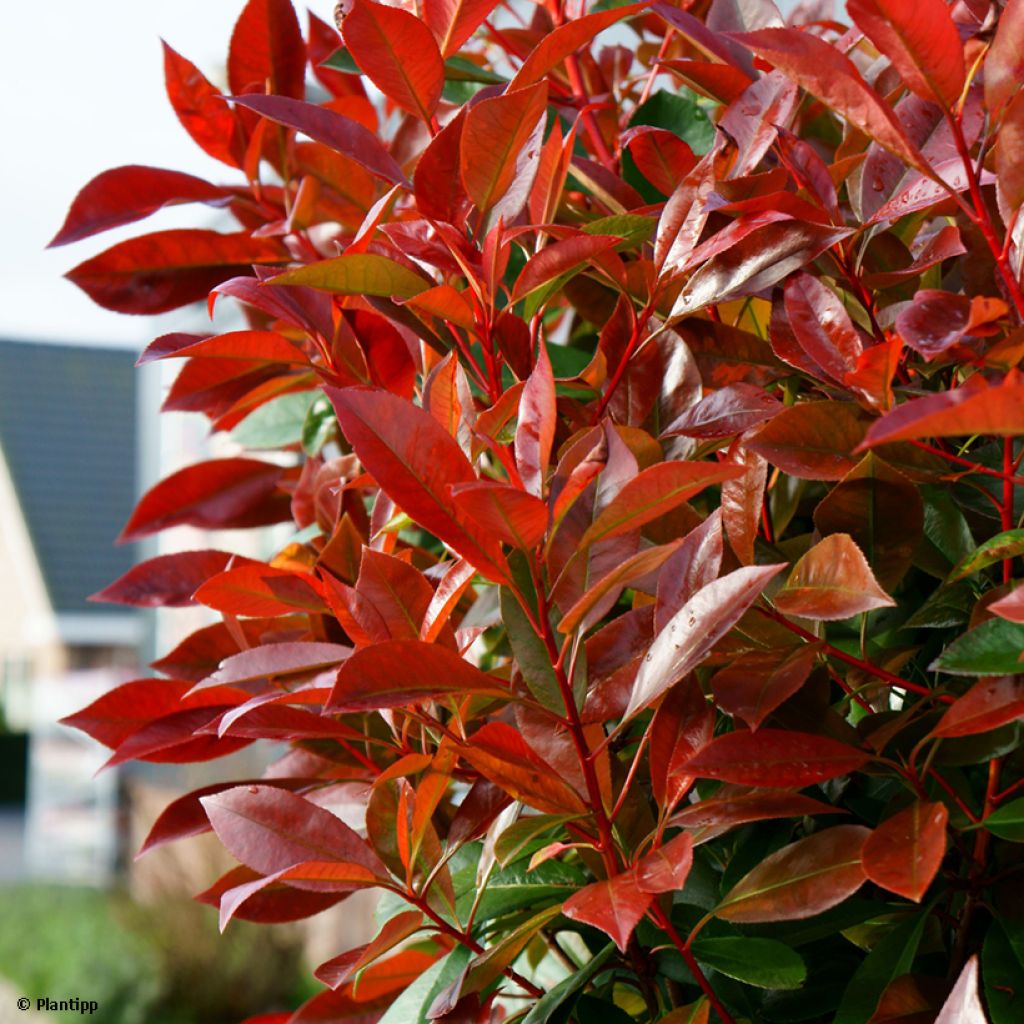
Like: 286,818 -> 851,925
54,0 -> 1024,1020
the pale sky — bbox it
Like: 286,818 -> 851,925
0,2 -> 332,349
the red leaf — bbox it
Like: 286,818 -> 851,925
327,641 -> 508,712
511,2 -> 651,89
515,343 -> 556,497
327,387 -> 508,581
774,533 -> 896,620
989,588 -> 1024,624
341,0 -> 444,122
895,291 -> 1008,361
146,329 -> 308,365
315,910 -> 425,989
228,0 -> 306,99
580,461 -> 745,548
782,272 -> 862,384
355,548 -> 434,642
635,832 -> 694,894
423,0 -> 499,57
721,445 -> 767,567
747,401 -> 870,480
66,229 -> 287,315
931,676 -> 1024,738
654,511 -> 724,633
512,236 -> 622,306
49,166 -> 229,247
105,707 -> 251,767
986,0 -> 1024,116
229,94 -> 409,186
194,565 -> 327,617
562,871 -> 653,952
649,678 -> 715,813
201,785 -> 387,877
118,458 -> 291,541
138,778 -> 308,856
457,722 -> 587,815
862,801 -> 948,902
460,83 -> 549,220
860,370 -> 1024,448
450,482 -> 549,550
414,110 -> 472,222
200,642 -> 351,689
711,646 -> 819,730
729,28 -> 930,176
662,383 -> 782,440
716,825 -> 871,922
162,42 -> 244,168
197,866 -> 343,925
624,126 -> 697,197
90,550 -> 253,608
683,729 -> 870,788
847,0 -> 965,109
625,563 -> 786,724
669,787 -> 844,833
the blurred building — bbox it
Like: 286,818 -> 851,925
0,338 -> 141,880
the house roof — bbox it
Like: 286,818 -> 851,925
0,339 -> 137,616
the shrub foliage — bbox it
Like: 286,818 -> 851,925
56,0 -> 1024,1020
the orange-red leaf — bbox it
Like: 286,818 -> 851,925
862,801 -> 948,902
562,871 -> 653,952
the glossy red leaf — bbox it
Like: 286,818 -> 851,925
162,42 -> 244,168
562,871 -> 653,952
341,0 -> 444,122
896,291 -> 1008,361
711,646 -> 819,730
721,445 -> 767,567
49,166 -> 229,247
199,642 -> 350,689
783,272 -> 862,384
663,383 -> 782,440
986,0 -> 1024,116
654,511 -> 724,633
457,722 -> 587,815
90,550 -> 253,608
774,533 -> 896,620
747,401 -> 869,480
201,785 -> 387,877
118,458 -> 291,541
649,678 -> 715,813
66,229 -> 287,315
229,94 -> 409,186
624,126 -> 697,196
862,801 -> 948,902
512,235 -> 622,306
515,343 -> 555,497
684,729 -> 870,788
196,866 -> 344,925
105,707 -> 251,767
580,461 -> 744,548
931,676 -> 1024,738
861,370 -> 1024,448
228,0 -> 306,99
327,387 -> 508,582
715,825 -> 871,922
328,640 -> 508,712
635,832 -> 694,895
354,549 -> 434,643
450,482 -> 549,551
460,82 -> 548,220
669,787 -> 844,832
730,28 -> 929,175
847,0 -> 964,109
315,910 -> 425,989
625,564 -> 786,724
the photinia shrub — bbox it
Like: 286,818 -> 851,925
54,0 -> 1024,1020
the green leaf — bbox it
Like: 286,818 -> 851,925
459,860 -> 586,924
982,797 -> 1024,842
301,395 -> 336,456
376,947 -> 471,1024
629,90 -> 715,154
494,814 -> 578,867
930,619 -> 1024,675
983,921 -> 1024,1024
444,56 -> 506,83
947,529 -> 1024,584
522,944 -> 615,1024
916,486 -> 974,577
231,391 -> 316,449
833,913 -> 926,1024
500,586 -> 563,716
692,936 -> 807,990
583,214 -> 656,250
903,580 -> 973,629
320,46 -> 361,74
271,253 -> 429,298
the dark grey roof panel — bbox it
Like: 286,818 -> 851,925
0,339 -> 137,615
